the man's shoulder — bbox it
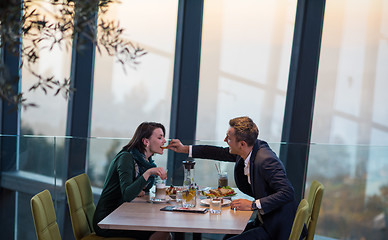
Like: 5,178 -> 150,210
256,139 -> 269,147
254,140 -> 280,161
255,140 -> 274,154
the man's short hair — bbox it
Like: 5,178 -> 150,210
229,116 -> 259,146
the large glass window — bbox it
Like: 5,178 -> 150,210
197,0 -> 297,143
91,0 -> 178,138
20,1 -> 71,136
195,1 -> 297,189
309,0 -> 388,238
89,1 -> 177,185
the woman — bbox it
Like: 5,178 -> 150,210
93,122 -> 171,240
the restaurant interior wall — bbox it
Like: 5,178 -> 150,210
1,0 -> 388,240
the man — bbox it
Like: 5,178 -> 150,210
167,116 -> 300,239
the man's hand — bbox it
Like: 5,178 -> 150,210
167,139 -> 189,154
230,199 -> 253,211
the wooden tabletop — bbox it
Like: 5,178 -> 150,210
98,196 -> 253,234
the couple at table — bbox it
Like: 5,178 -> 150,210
93,117 -> 301,240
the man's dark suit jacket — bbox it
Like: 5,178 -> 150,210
192,139 -> 298,239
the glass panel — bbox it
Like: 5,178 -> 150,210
311,1 -> 388,238
0,134 -> 67,239
19,136 -> 55,176
3,134 -> 387,239
20,1 -> 71,136
197,0 -> 297,142
91,0 -> 178,138
191,140 -> 233,188
17,136 -> 66,181
307,144 -> 388,239
87,138 -> 129,188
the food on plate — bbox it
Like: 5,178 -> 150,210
213,197 -> 224,204
166,185 -> 177,195
201,186 -> 236,198
166,185 -> 184,195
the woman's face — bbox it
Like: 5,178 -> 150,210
146,128 -> 167,155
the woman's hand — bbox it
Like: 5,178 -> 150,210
143,167 -> 167,181
230,199 -> 252,211
167,139 -> 189,153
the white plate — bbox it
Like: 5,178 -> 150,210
200,199 -> 231,207
148,197 -> 170,203
198,186 -> 211,191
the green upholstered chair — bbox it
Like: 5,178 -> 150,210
305,180 -> 325,240
31,189 -> 62,240
65,173 -> 135,240
289,199 -> 309,240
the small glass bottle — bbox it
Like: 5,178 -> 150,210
182,160 -> 196,187
182,159 -> 197,207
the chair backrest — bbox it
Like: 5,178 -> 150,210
289,199 -> 309,240
65,173 -> 96,240
305,180 -> 325,240
31,189 -> 62,240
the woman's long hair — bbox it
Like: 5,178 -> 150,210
122,122 -> 166,153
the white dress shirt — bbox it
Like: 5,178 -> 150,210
244,150 -> 263,213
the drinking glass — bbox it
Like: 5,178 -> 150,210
175,189 -> 183,206
154,178 -> 166,201
182,188 -> 196,208
218,172 -> 228,188
210,197 -> 222,214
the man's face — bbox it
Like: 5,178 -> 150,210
224,127 -> 240,155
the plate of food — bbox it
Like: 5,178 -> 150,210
200,186 -> 236,198
200,198 -> 231,207
166,185 -> 183,199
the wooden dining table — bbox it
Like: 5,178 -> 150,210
98,191 -> 254,235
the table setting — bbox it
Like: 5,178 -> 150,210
98,159 -> 254,235
145,160 -> 242,215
